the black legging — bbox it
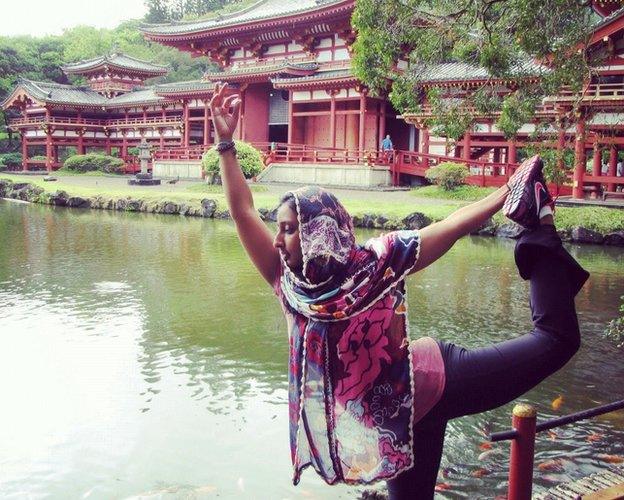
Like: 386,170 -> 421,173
387,225 -> 589,499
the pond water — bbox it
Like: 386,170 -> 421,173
0,200 -> 623,499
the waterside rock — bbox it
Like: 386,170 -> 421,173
402,212 -> 431,230
495,223 -> 524,239
571,227 -> 604,245
604,231 -> 624,246
66,196 -> 91,209
201,198 -> 217,218
48,190 -> 69,206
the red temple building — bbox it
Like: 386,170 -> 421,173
3,0 -> 624,196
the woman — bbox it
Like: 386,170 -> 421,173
209,83 -> 589,498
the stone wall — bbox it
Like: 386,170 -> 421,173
256,162 -> 391,187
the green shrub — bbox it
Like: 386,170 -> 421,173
30,155 -> 47,161
0,152 -> 23,167
425,162 -> 468,190
127,147 -> 140,157
605,296 -> 624,348
202,141 -> 263,179
63,154 -> 124,173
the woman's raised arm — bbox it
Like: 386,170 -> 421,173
210,83 -> 280,285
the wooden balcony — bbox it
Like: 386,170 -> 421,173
8,116 -> 183,129
546,82 -> 624,103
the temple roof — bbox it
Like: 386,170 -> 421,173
62,53 -> 168,76
413,60 -> 546,86
140,0 -> 352,37
271,68 -> 357,88
205,61 -> 319,82
1,79 -> 189,109
154,80 -> 217,94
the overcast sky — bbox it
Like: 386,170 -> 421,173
3,0 -> 147,37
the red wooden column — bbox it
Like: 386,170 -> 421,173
358,91 -> 367,153
572,116 -> 586,199
421,127 -> 429,169
142,107 -> 148,123
161,106 -> 167,121
378,100 -> 386,148
592,140 -> 602,178
463,131 -> 471,161
21,132 -> 28,171
183,100 -> 190,147
159,129 -> 164,149
121,131 -> 128,157
329,90 -> 337,149
509,141 -> 517,163
124,108 -> 129,124
287,90 -> 294,144
608,144 -> 617,192
203,100 -> 210,147
236,87 -> 246,141
77,129 -> 85,155
45,107 -> 52,172
508,404 -> 537,500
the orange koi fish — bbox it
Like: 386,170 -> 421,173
551,395 -> 564,411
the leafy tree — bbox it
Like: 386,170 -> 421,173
352,0 -> 599,140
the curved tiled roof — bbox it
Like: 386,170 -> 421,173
413,60 -> 547,85
141,0 -> 352,36
205,61 -> 319,81
62,53 -> 168,76
1,79 -> 186,109
154,80 -> 216,94
272,68 -> 356,87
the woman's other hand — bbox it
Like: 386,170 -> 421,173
209,82 -> 241,142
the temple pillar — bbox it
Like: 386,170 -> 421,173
358,92 -> 366,152
592,140 -> 602,177
124,108 -> 129,125
53,145 -> 59,167
421,127 -> 429,168
572,116 -> 586,199
159,129 -> 165,149
45,128 -> 53,172
330,90 -> 337,149
508,141 -> 517,164
161,106 -> 167,121
556,128 -> 565,172
608,144 -> 617,192
142,107 -> 148,123
183,100 -> 190,147
203,100 -> 210,147
21,132 -> 28,171
77,129 -> 85,155
463,131 -> 471,161
121,133 -> 128,158
378,100 -> 386,149
288,90 -> 294,144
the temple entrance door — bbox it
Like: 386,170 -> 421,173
269,90 -> 289,145
269,124 -> 288,144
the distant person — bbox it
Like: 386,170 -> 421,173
209,83 -> 589,499
381,134 -> 394,162
602,160 -> 609,175
617,160 -> 623,191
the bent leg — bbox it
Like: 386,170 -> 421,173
386,418 -> 447,500
434,226 -> 585,419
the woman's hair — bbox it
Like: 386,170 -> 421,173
279,193 -> 297,213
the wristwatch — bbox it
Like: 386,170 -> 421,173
215,140 -> 236,154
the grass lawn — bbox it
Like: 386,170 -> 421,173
1,173 -> 623,233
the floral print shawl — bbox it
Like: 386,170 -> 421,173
275,186 -> 444,486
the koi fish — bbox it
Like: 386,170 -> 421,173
478,450 -> 498,461
471,468 -> 491,478
479,442 -> 493,451
598,454 -> 624,464
538,458 -> 564,472
586,432 -> 604,443
547,430 -> 558,441
551,395 -> 564,411
435,483 -> 452,492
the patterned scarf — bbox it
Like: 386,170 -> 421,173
277,186 -> 423,485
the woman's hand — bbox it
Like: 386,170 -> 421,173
209,82 -> 241,142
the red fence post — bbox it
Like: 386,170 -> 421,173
508,403 -> 537,500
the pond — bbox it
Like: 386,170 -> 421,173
0,200 -> 623,499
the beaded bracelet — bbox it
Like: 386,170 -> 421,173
215,140 -> 236,154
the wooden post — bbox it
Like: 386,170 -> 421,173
608,144 -> 617,192
21,132 -> 28,171
183,100 -> 190,147
593,140 -> 602,178
203,100 -> 210,147
330,90 -> 337,149
287,90 -> 294,144
573,117 -> 586,199
142,107 -> 148,123
45,128 -> 53,172
378,100 -> 386,149
508,404 -> 537,500
358,92 -> 366,153
421,128 -> 429,169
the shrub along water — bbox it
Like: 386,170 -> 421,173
63,154 -> 124,174
425,162 -> 469,191
202,141 -> 263,180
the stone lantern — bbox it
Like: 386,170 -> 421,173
128,139 -> 161,186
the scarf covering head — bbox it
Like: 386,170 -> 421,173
277,186 -> 425,485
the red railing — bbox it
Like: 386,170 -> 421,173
490,399 -> 624,499
153,146 -> 206,161
9,116 -> 182,128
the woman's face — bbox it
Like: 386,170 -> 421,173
274,203 -> 303,271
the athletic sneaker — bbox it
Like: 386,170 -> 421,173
503,155 -> 554,229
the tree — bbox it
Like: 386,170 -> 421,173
352,0 -> 599,139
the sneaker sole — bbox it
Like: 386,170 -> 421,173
503,157 -> 543,220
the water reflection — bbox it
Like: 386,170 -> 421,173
0,200 -> 622,499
